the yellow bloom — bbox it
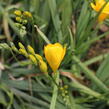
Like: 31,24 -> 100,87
91,0 -> 109,22
44,43 -> 66,72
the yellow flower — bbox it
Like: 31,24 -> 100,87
44,43 -> 66,72
91,0 -> 109,22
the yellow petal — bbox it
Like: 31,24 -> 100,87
98,13 -> 108,22
102,3 -> 109,13
61,45 -> 66,62
91,0 -> 106,12
91,3 -> 98,11
44,43 -> 66,72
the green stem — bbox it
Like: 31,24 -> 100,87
50,71 -> 59,109
72,55 -> 109,92
10,49 -> 20,64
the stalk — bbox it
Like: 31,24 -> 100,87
50,71 -> 59,109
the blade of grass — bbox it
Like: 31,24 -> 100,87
84,53 -> 109,66
76,31 -> 109,54
35,25 -> 51,44
47,0 -> 63,43
72,55 -> 109,92
11,88 -> 49,108
96,54 -> 109,86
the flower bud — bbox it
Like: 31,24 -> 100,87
22,20 -> 27,24
64,85 -> 68,89
14,10 -> 22,16
11,46 -> 19,53
10,42 -> 19,52
27,45 -> 35,54
16,17 -> 22,22
35,54 -> 43,61
19,49 -> 28,57
18,42 -> 25,49
39,60 -> 47,73
23,11 -> 32,17
29,54 -> 37,64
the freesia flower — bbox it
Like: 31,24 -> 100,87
44,43 -> 66,72
91,0 -> 109,22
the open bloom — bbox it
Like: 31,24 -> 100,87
91,0 -> 109,22
44,43 -> 66,72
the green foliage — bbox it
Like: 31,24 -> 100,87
1,0 -> 109,109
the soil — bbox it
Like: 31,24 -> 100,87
87,24 -> 109,71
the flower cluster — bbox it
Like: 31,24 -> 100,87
11,42 -> 48,73
14,10 -> 32,24
14,10 -> 32,36
60,85 -> 69,105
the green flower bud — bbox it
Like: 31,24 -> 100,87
29,54 -> 37,64
19,48 -> 28,57
35,54 -> 43,61
18,42 -> 25,49
27,45 -> 35,54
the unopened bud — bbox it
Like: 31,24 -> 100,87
39,60 -> 47,73
64,85 -> 68,89
19,49 -> 28,57
23,11 -> 32,17
22,20 -> 27,24
27,45 -> 35,54
14,10 -> 22,16
35,54 -> 43,61
16,17 -> 22,22
18,42 -> 25,49
29,54 -> 37,64
11,46 -> 19,53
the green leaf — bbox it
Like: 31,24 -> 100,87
61,0 -> 72,39
47,0 -> 63,42
96,54 -> 109,86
